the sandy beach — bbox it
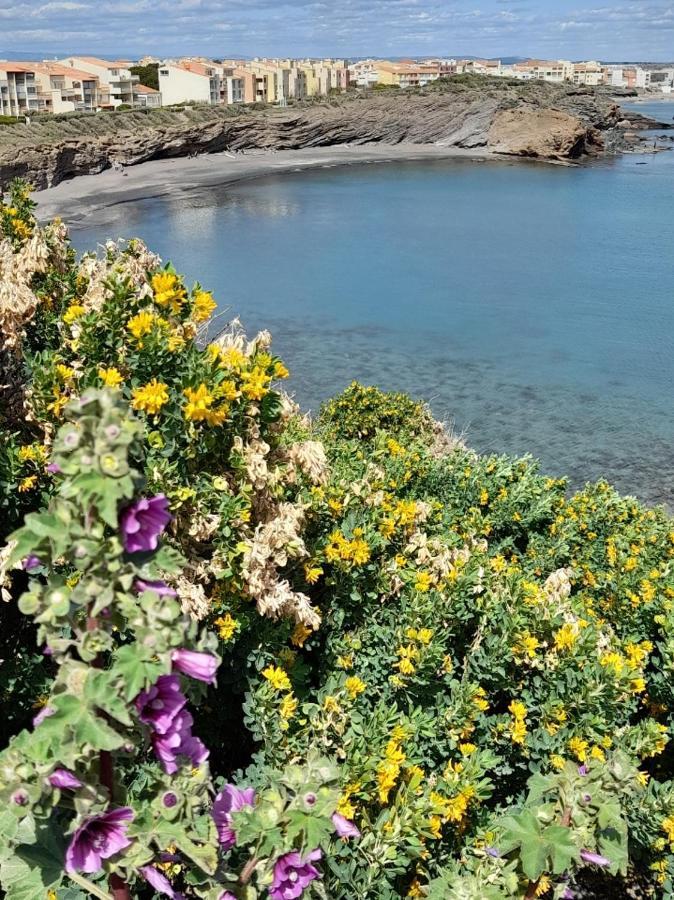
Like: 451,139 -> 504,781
35,144 -> 492,226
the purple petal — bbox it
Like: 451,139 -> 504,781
332,812 -> 361,839
33,706 -> 55,728
134,578 -> 177,597
580,849 -> 611,867
48,769 -> 82,789
46,462 -> 61,474
140,866 -> 183,899
22,555 -> 41,571
171,649 -> 219,684
65,807 -> 134,874
213,784 -> 256,848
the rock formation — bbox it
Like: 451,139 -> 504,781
0,80 -> 665,190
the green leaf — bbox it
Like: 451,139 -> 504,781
114,645 -> 166,701
1,823 -> 65,900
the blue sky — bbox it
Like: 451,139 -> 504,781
2,0 -> 673,62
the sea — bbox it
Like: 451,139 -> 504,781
70,100 -> 674,508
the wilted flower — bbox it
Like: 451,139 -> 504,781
33,705 -> 55,728
580,849 -> 610,867
136,674 -> 187,735
332,812 -> 361,839
65,807 -> 134,873
134,578 -> 177,597
120,494 -> 171,553
48,769 -> 82,789
269,849 -> 322,900
171,648 -> 218,684
140,865 -> 184,899
212,784 -> 255,848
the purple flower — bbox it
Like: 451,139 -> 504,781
270,849 -> 322,900
578,765 -> 588,776
135,578 -> 177,597
11,789 -> 28,806
219,893 -> 237,900
485,846 -> 501,858
140,865 -> 184,899
213,784 -> 256,848
48,769 -> 82,789
65,807 -> 134,873
562,890 -> 575,899
22,555 -> 41,571
136,675 -> 187,735
171,649 -> 219,684
580,849 -> 610,867
163,791 -> 178,808
46,462 -> 61,474
332,812 -> 360,839
33,706 -> 55,728
152,709 -> 208,774
120,494 -> 171,553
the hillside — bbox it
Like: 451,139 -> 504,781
0,78 -> 647,190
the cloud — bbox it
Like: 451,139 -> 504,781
0,0 -> 671,60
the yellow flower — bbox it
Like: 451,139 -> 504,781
262,665 -> 291,692
599,651 -> 625,675
414,571 -> 432,593
241,366 -> 270,401
323,695 -> 340,713
513,633 -> 540,660
304,564 -> 323,585
279,692 -> 298,721
336,654 -> 353,670
131,379 -> 169,415
214,613 -> 238,642
55,363 -> 75,381
568,736 -> 588,762
167,334 -> 186,353
218,346 -> 247,370
417,628 -> 433,645
479,488 -> 489,505
290,622 -> 313,648
273,360 -> 290,379
63,304 -> 86,325
550,754 -> 565,771
192,289 -> 216,323
18,475 -> 37,492
98,366 -> 123,388
183,383 -> 227,425
344,676 -> 366,699
508,700 -> 527,720
535,875 -> 551,897
151,271 -> 186,314
554,623 -> 578,652
407,878 -> 424,897
127,310 -> 157,341
661,816 -> 674,845
459,742 -> 476,756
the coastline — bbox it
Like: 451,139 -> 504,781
35,144 -> 495,225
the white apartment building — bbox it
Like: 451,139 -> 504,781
60,57 -> 139,106
349,59 -> 380,87
158,61 -> 220,105
0,63 -> 39,116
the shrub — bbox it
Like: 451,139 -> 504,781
1,182 -> 673,899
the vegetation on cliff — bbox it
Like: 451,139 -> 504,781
1,181 -> 673,899
0,79 -> 626,190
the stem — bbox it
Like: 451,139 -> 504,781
239,855 -> 260,884
67,872 -> 114,900
86,595 -> 131,900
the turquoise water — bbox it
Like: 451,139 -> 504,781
70,107 -> 674,507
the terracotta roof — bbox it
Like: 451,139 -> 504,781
172,61 -> 216,77
71,56 -> 132,68
135,83 -> 159,93
0,61 -> 36,72
32,62 -> 99,81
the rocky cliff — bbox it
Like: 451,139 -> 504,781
0,80 -> 653,190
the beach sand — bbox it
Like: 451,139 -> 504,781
35,144 -> 492,225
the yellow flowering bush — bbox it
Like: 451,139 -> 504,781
2,184 -> 674,899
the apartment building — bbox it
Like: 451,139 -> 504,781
134,84 -> 162,108
158,61 -> 220,105
0,63 -> 39,116
60,57 -> 139,106
571,61 -> 605,86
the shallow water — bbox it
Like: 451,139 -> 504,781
70,107 -> 674,508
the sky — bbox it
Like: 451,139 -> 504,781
1,0 -> 673,62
